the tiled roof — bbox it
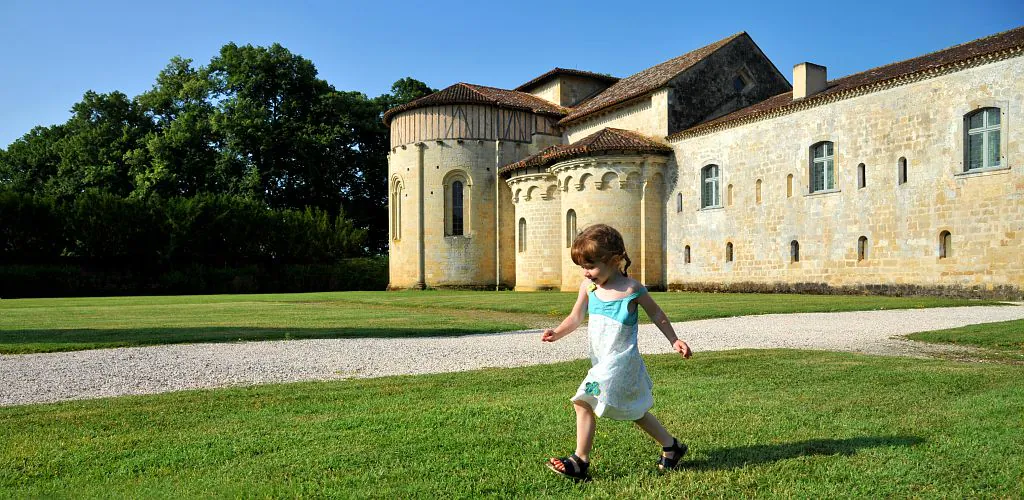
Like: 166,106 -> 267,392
558,32 -> 746,126
382,83 -> 570,125
514,67 -> 620,92
499,128 -> 672,174
670,25 -> 1024,139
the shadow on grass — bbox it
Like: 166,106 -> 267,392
0,326 -> 531,354
685,436 -> 925,471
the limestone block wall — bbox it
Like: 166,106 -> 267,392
667,56 -> 1024,297
565,89 -> 670,142
508,173 -> 562,290
553,155 -> 669,290
388,137 -> 546,289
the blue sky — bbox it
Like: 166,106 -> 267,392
1,0 -> 1021,148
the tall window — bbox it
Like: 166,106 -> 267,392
898,157 -> 908,185
786,174 -> 794,198
518,218 -> 527,252
390,179 -> 403,241
790,240 -> 800,263
444,172 -> 470,236
725,242 -> 734,263
684,245 -> 691,264
727,184 -> 734,206
966,108 -> 1001,171
701,165 -> 720,208
857,163 -> 866,189
858,236 -> 868,261
755,179 -> 762,204
810,141 -> 835,192
939,231 -> 951,259
676,193 -> 683,213
565,210 -> 577,248
452,181 -> 464,236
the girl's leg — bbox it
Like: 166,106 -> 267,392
573,401 -> 596,462
549,400 -> 596,472
634,412 -> 681,459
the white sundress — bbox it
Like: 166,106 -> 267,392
571,286 -> 654,421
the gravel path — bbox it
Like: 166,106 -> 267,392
2,305 -> 1022,407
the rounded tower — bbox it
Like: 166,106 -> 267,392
502,128 -> 673,291
384,83 -> 564,289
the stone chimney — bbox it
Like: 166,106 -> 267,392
793,62 -> 827,99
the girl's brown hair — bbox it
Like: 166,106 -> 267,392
570,224 -> 631,276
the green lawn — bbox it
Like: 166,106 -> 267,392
2,350 -> 1021,497
0,291 -> 998,354
907,319 -> 1024,363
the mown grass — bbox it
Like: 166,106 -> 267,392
907,319 -> 1024,363
2,350 -> 1021,497
0,291 -> 998,354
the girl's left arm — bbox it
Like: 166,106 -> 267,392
637,293 -> 692,358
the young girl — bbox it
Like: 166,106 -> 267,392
541,224 -> 692,481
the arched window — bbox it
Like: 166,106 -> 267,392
858,236 -> 868,261
939,231 -> 951,259
725,242 -> 733,263
684,245 -> 691,264
565,209 -> 577,248
451,181 -> 464,236
390,178 -> 403,241
444,171 -> 470,236
810,141 -> 835,193
857,163 -> 866,189
790,240 -> 800,263
676,193 -> 683,213
727,183 -> 734,206
518,218 -> 527,253
755,179 -> 762,204
701,165 -> 720,208
965,107 -> 1001,171
786,174 -> 794,198
897,157 -> 908,185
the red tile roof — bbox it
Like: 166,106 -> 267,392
499,128 -> 671,174
670,25 -> 1024,139
382,83 -> 570,125
514,67 -> 620,92
558,32 -> 747,126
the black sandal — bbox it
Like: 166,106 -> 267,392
546,453 -> 590,481
657,438 -> 688,471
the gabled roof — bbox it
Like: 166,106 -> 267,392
558,32 -> 747,126
670,25 -> 1024,139
514,67 -> 620,92
382,83 -> 570,125
499,128 -> 672,174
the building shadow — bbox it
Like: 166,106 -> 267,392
684,435 -> 925,471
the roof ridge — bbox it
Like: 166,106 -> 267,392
826,25 -> 1024,83
669,26 -> 1024,139
559,31 -> 747,125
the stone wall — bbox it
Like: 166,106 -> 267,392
666,55 -> 1024,298
388,135 -> 553,289
552,155 -> 669,290
508,173 -> 561,290
565,89 -> 669,142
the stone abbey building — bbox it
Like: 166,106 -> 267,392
384,27 -> 1024,298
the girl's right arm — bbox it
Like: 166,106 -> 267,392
541,281 -> 590,342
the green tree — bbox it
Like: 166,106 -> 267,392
132,56 -> 220,198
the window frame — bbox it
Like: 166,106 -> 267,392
809,141 -> 836,193
964,107 -> 1002,171
701,165 -> 721,209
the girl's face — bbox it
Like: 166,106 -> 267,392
580,258 -> 618,286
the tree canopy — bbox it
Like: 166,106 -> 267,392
0,44 -> 434,254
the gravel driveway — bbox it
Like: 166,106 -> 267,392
2,304 -> 1022,407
